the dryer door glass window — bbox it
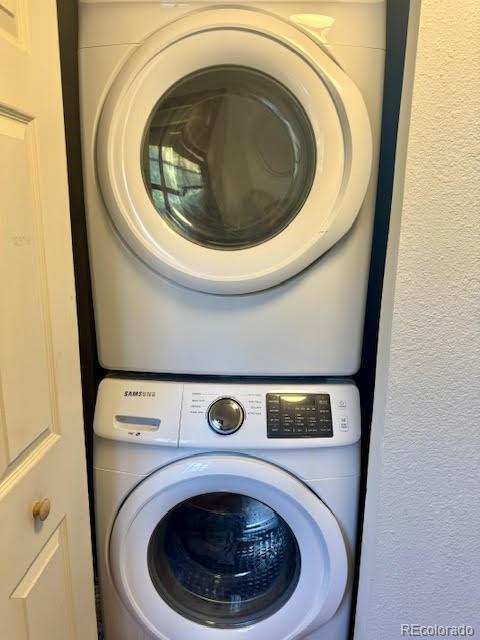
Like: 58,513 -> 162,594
147,492 -> 301,628
141,65 -> 316,250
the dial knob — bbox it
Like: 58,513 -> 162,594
208,397 -> 244,435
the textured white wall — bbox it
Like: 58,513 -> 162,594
355,0 -> 480,637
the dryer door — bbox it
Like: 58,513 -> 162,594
97,8 -> 372,294
109,455 -> 348,640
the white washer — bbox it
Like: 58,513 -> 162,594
79,0 -> 385,375
94,377 -> 361,640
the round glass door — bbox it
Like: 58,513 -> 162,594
98,11 -> 372,293
141,66 -> 316,250
109,454 -> 348,638
147,492 -> 301,628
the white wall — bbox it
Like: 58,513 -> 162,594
355,0 -> 480,637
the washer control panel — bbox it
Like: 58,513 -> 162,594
266,393 -> 333,438
94,378 -> 360,448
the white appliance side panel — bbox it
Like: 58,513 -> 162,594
93,435 -> 186,475
93,436 -> 360,479
94,468 -> 149,640
304,476 -> 360,640
264,445 -> 360,482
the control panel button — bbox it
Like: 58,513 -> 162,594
208,398 -> 244,435
267,393 -> 333,438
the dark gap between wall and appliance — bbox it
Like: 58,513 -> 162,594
56,0 -> 104,566
351,1 -> 411,638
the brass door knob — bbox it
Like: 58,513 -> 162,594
32,498 -> 51,521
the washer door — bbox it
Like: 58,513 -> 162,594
97,8 -> 372,294
109,455 -> 348,640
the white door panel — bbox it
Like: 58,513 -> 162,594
0,111 -> 53,465
10,525 -> 76,640
0,1 -> 96,638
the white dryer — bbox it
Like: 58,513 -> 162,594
79,1 -> 385,375
94,377 -> 361,640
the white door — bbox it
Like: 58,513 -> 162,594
0,2 -> 97,639
110,455 -> 348,640
97,8 -> 372,294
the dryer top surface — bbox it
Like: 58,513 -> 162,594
78,1 -> 386,50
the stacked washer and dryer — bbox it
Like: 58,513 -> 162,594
79,1 -> 385,639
